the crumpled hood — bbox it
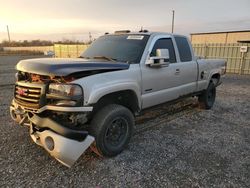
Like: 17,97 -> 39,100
16,58 -> 129,76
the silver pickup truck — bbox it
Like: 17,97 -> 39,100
10,31 -> 226,167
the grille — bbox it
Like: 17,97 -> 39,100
15,84 -> 42,108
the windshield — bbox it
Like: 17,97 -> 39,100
81,34 -> 149,63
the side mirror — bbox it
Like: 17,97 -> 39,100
146,49 -> 170,67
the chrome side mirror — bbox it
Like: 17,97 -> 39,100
146,49 -> 170,67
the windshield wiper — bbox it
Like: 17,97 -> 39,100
92,56 -> 117,62
79,56 -> 91,59
79,55 -> 127,63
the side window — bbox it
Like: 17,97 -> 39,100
174,36 -> 192,62
150,38 -> 176,63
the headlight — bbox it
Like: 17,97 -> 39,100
48,84 -> 83,107
49,84 -> 83,97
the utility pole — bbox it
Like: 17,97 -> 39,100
6,25 -> 11,43
89,32 -> 92,43
171,10 -> 175,33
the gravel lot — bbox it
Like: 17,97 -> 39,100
0,55 -> 249,187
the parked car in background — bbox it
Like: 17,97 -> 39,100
44,50 -> 55,57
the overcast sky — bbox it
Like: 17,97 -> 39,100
0,0 -> 249,41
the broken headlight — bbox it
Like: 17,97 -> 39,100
48,84 -> 83,106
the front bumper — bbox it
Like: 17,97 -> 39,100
10,100 -> 95,167
10,99 -> 93,125
30,126 -> 94,167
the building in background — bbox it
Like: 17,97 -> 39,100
191,30 -> 250,44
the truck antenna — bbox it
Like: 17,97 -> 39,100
140,26 -> 143,32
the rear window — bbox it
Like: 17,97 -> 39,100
174,36 -> 192,62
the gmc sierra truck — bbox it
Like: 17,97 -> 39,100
10,31 -> 226,167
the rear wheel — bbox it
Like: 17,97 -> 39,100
89,104 -> 134,157
198,82 -> 216,109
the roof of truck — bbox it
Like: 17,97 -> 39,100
109,31 -> 186,38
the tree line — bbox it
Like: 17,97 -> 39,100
0,39 -> 88,47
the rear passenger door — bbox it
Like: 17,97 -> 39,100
173,36 -> 198,96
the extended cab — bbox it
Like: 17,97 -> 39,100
10,31 -> 226,167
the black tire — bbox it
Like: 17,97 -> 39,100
198,81 -> 216,109
89,104 -> 134,157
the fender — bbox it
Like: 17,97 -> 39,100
207,68 -> 221,87
87,81 -> 141,108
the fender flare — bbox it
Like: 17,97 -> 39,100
86,82 -> 141,108
206,69 -> 221,87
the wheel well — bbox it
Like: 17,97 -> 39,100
92,90 -> 140,116
211,73 -> 220,86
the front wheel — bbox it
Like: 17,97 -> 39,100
89,104 -> 134,157
198,82 -> 216,109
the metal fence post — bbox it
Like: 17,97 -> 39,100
204,44 -> 208,59
76,45 -> 79,57
53,45 -> 55,58
239,52 -> 245,75
67,45 -> 69,58
59,45 -> 62,58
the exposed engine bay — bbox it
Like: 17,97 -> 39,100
16,71 -> 80,83
12,70 -> 92,128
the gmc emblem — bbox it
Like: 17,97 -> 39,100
17,88 -> 27,96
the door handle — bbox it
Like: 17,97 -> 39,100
175,68 -> 180,74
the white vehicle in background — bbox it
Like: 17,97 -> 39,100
44,50 -> 55,57
10,30 -> 226,167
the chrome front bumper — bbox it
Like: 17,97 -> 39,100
10,99 -> 93,114
10,99 -> 93,126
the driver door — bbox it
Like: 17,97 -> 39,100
141,36 -> 183,109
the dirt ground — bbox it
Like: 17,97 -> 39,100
0,55 -> 249,188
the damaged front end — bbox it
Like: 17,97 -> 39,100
10,72 -> 94,167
